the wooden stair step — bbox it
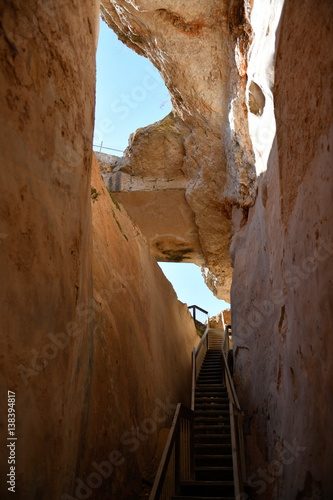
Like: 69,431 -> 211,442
194,413 -> 229,418
194,418 -> 230,426
195,434 -> 232,444
194,427 -> 231,435
194,423 -> 230,429
179,480 -> 234,497
195,402 -> 229,405
197,380 -> 223,383
195,443 -> 232,454
195,466 -> 234,481
172,497 -> 234,500
195,397 -> 229,402
195,455 -> 233,467
196,385 -> 224,389
195,391 -> 227,395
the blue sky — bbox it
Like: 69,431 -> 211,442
159,263 -> 229,317
94,20 -> 172,152
94,19 -> 230,316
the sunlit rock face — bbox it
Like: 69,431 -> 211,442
0,2 -> 199,498
101,0 -> 333,498
0,0 -> 99,497
231,1 -> 333,498
89,155 -> 199,498
101,0 -> 257,301
97,112 -> 205,265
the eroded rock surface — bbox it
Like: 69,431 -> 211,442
231,1 -> 333,498
0,0 -> 99,497
100,1 -> 333,498
1,0 -> 332,499
97,113 -> 205,264
0,3 -> 198,498
100,0 -> 257,300
86,155 -> 199,498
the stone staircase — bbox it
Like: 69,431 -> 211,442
172,344 -> 235,500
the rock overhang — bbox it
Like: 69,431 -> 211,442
98,1 -> 260,301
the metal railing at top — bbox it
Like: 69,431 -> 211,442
221,325 -> 247,498
188,305 -> 209,327
149,404 -> 194,500
93,142 -> 124,154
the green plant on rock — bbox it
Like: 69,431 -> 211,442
91,187 -> 101,202
113,211 -> 128,242
107,189 -> 121,211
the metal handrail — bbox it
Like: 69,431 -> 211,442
188,305 -> 208,315
191,323 -> 209,411
150,306 -> 210,498
221,329 -> 246,496
221,311 -> 226,330
149,404 -> 194,499
150,321 -> 247,500
222,325 -> 229,356
188,305 -> 209,325
194,323 -> 210,356
191,348 -> 196,412
221,342 -> 241,411
93,142 -> 123,153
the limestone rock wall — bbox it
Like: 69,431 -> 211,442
84,156 -> 198,498
98,112 -> 205,266
231,1 -> 333,498
100,0 -> 258,301
0,1 -> 99,497
0,2 -> 198,499
1,0 -> 332,498
100,1 -> 333,498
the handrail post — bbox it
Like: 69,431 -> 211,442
221,311 -> 225,330
175,432 -> 180,495
188,305 -> 209,325
190,415 -> 195,480
229,402 -> 242,498
149,405 -> 194,500
221,344 -> 247,497
191,348 -> 196,411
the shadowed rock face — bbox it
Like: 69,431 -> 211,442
100,0 -> 257,301
0,2 -> 198,499
100,0 -> 333,497
1,0 -> 332,498
231,2 -> 333,498
0,0 -> 99,497
89,155 -> 199,498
